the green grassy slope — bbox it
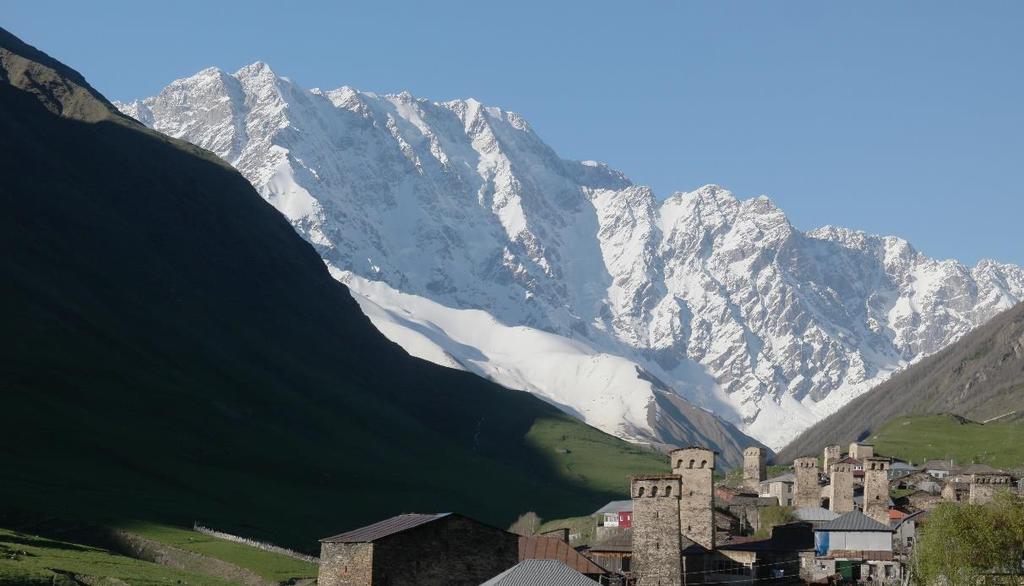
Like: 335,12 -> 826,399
0,528 -> 235,586
0,27 -> 666,553
113,522 -> 317,583
866,414 -> 1024,470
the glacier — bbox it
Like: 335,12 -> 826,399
116,62 -> 1024,451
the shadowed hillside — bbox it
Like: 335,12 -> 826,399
0,27 -> 666,551
778,302 -> 1024,462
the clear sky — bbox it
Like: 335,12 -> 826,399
6,1 -> 1023,265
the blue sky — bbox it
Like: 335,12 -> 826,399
6,1 -> 1023,265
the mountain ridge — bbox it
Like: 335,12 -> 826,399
0,28 -> 669,547
777,300 -> 1024,462
117,61 -> 1024,450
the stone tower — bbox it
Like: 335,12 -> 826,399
793,457 -> 820,508
742,446 -> 767,493
863,457 -> 891,524
829,461 -> 855,513
969,472 -> 1012,504
823,445 -> 841,470
670,447 -> 716,550
849,442 -> 874,461
631,475 -> 683,586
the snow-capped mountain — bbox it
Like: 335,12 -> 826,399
116,63 -> 1024,451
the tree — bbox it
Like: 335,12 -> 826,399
910,492 -> 1024,585
755,506 -> 796,539
509,511 -> 542,536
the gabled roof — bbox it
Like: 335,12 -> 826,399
793,507 -> 840,522
763,472 -> 795,484
481,559 -> 598,586
836,456 -> 861,465
320,513 -> 451,543
588,530 -> 632,553
816,510 -> 893,533
519,535 -> 607,575
922,460 -> 955,470
593,500 -> 632,515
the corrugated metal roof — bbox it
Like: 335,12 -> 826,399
481,559 -> 599,586
320,512 -> 451,543
816,510 -> 892,532
794,507 -> 840,522
592,500 -> 632,515
519,536 -> 606,575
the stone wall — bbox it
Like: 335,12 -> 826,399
319,515 -> 518,586
632,475 -> 683,586
849,443 -> 874,460
863,457 -> 891,524
829,462 -> 855,513
823,445 -> 841,470
793,457 -> 820,509
319,542 -> 373,586
742,447 -> 767,493
969,473 -> 1013,504
671,447 -> 716,550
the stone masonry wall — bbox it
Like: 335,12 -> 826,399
793,457 -> 820,509
742,447 -> 766,493
671,447 -> 716,550
863,457 -> 891,525
969,473 -> 1013,505
823,445 -> 841,471
632,475 -> 683,586
319,542 -> 373,586
829,463 -> 854,513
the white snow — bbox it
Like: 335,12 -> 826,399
118,65 -> 1024,450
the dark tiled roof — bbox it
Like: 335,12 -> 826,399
519,535 -> 606,575
816,511 -> 893,533
320,512 -> 450,543
481,559 -> 598,586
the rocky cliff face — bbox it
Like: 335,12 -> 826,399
117,64 -> 1024,449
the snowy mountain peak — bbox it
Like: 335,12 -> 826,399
119,66 -> 1024,451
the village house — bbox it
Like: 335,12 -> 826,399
793,506 -> 840,527
517,534 -> 608,582
809,510 -> 900,583
318,513 -> 518,586
760,472 -> 795,507
922,459 -> 958,479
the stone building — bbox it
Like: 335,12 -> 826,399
849,442 -> 874,460
794,457 -> 821,509
829,461 -> 855,514
318,513 -> 518,586
863,457 -> 891,525
742,447 -> 767,493
760,472 -> 794,507
823,445 -> 841,471
631,475 -> 683,586
671,447 -> 716,550
969,471 -> 1013,504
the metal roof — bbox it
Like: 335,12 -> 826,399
815,510 -> 893,533
481,559 -> 599,586
519,536 -> 606,575
763,472 -> 795,483
793,507 -> 840,522
320,513 -> 451,543
588,530 -> 632,553
592,500 -> 632,515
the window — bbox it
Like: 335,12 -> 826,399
651,486 -> 659,497
665,485 -> 672,496
688,459 -> 695,469
701,460 -> 707,468
637,487 -> 645,497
